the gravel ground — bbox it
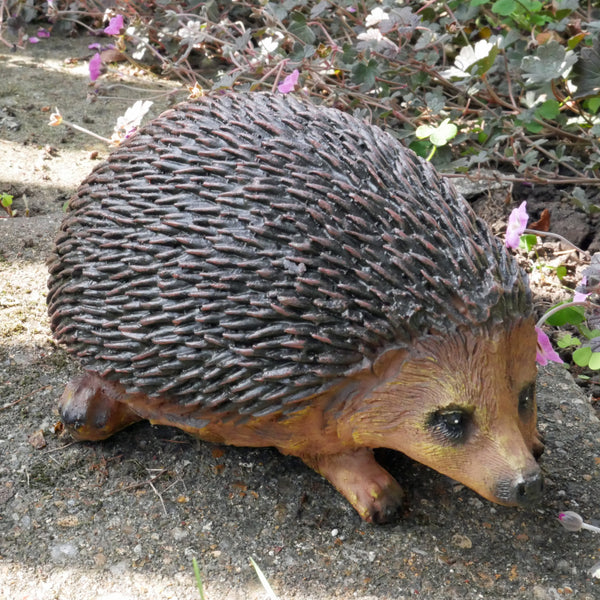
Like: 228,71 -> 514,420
1,35 -> 600,600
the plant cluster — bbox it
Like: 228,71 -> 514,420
3,0 -> 599,193
506,202 -> 600,377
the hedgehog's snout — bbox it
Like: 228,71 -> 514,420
515,468 -> 544,505
496,466 -> 544,506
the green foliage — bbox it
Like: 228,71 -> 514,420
6,0 -> 597,185
544,304 -> 586,327
557,332 -> 580,349
573,346 -> 600,370
519,234 -> 538,253
192,558 -> 206,600
415,118 -> 458,160
1,193 -> 13,217
543,304 -> 600,371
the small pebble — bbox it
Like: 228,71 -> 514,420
451,534 -> 472,549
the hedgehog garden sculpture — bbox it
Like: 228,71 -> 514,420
47,93 -> 543,523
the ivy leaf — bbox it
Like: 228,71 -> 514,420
571,36 -> 600,99
520,41 -> 577,84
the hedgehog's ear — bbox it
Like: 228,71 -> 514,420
372,347 -> 408,380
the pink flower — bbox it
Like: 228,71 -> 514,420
573,276 -> 590,303
89,52 -> 102,81
506,201 -> 529,249
104,14 -> 124,36
573,291 -> 590,303
37,28 -> 50,38
29,37 -> 40,44
535,327 -> 563,366
278,69 -> 299,94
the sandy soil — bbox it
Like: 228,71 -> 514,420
1,35 -> 599,600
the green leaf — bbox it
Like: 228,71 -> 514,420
416,119 -> 457,147
585,97 -> 600,113
430,120 -> 458,146
580,327 -> 600,340
536,99 -> 561,120
192,558 -> 206,600
521,41 -> 578,84
571,36 -> 600,99
572,346 -> 592,367
519,234 -> 538,252
492,0 -> 517,15
555,265 -> 567,280
415,125 -> 435,139
409,139 -> 432,158
525,121 -> 544,133
265,2 -> 288,21
589,352 -> 600,370
544,304 -> 586,326
351,59 -> 379,90
288,12 -> 316,44
557,333 -> 580,349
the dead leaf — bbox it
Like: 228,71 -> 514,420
529,208 -> 551,232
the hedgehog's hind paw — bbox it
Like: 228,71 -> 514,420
59,372 -> 142,441
303,448 -> 405,524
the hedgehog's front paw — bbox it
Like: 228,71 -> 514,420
302,449 -> 405,524
532,429 -> 545,460
59,372 -> 142,441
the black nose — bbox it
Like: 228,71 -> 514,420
515,470 -> 544,506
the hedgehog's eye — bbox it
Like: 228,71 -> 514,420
427,408 -> 473,444
518,382 -> 536,420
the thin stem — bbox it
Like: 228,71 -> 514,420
536,301 -> 591,328
61,120 -> 112,143
523,229 -> 587,254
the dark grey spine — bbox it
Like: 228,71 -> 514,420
47,93 -> 532,418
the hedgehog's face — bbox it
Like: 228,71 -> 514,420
373,318 -> 543,506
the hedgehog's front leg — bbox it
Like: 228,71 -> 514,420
59,372 -> 143,441
302,449 -> 405,523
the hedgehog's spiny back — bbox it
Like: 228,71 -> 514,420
47,93 -> 531,418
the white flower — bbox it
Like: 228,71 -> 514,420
442,39 -> 498,80
357,28 -> 384,43
178,20 -> 205,47
111,100 -> 153,145
258,35 -> 281,55
365,7 -> 389,27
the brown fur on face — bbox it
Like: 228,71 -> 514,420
338,317 -> 542,506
